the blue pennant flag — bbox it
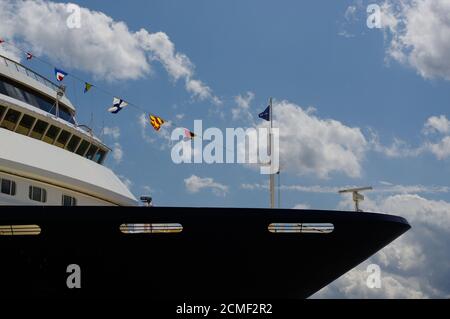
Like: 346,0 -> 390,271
258,105 -> 270,121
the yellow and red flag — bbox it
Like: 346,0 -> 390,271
149,114 -> 165,131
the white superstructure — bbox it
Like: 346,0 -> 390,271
0,54 -> 137,206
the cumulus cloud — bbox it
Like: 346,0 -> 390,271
382,0 -> 450,80
370,115 -> 450,160
241,182 -> 450,195
423,115 -> 450,135
102,126 -> 121,140
314,193 -> 450,298
184,175 -> 228,197
262,100 -> 368,178
0,0 -> 219,102
112,142 -> 123,163
231,91 -> 255,122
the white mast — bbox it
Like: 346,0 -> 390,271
269,97 -> 275,209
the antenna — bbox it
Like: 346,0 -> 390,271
338,186 -> 373,212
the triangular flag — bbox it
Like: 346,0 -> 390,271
258,105 -> 270,121
84,82 -> 92,93
26,52 -> 33,60
149,114 -> 165,131
108,97 -> 128,114
54,68 -> 68,82
184,128 -> 196,139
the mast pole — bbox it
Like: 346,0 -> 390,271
269,97 -> 275,209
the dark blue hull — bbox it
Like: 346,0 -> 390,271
0,206 -> 410,299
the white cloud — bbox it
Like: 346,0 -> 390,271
102,126 -> 120,140
370,115 -> 450,160
112,142 -> 123,163
256,100 -> 368,178
423,115 -> 450,135
241,182 -> 450,195
315,193 -> 450,298
138,113 -> 155,144
117,174 -> 133,190
184,175 -> 228,197
0,0 -> 219,102
427,136 -> 450,160
382,0 -> 450,80
231,91 -> 255,122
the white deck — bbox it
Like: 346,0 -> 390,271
0,128 -> 137,206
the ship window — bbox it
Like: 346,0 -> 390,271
28,186 -> 47,203
268,223 -> 334,234
30,119 -> 48,140
0,225 -> 41,236
55,130 -> 71,148
1,179 -> 16,196
75,140 -> 90,156
0,75 -> 76,125
0,108 -> 21,131
120,223 -> 183,234
66,135 -> 81,152
62,195 -> 77,206
0,105 -> 6,120
16,114 -> 35,136
85,145 -> 98,160
94,149 -> 107,164
43,125 -> 61,144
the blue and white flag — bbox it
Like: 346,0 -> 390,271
54,68 -> 68,82
108,97 -> 128,114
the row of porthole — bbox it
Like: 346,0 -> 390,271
1,177 -> 77,205
0,223 -> 334,236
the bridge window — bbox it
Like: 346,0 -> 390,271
0,105 -> 6,120
0,108 -> 21,131
66,135 -> 81,152
30,119 -> 48,140
94,149 -> 107,164
85,145 -> 98,160
0,75 -> 76,125
62,195 -> 77,206
1,178 -> 16,196
75,140 -> 90,156
43,125 -> 61,144
29,186 -> 47,203
16,114 -> 35,136
55,130 -> 71,148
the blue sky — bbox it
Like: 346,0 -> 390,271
1,0 -> 449,298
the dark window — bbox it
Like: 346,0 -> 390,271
1,179 -> 16,196
0,105 -> 6,120
0,75 -> 76,124
29,119 -> 48,140
62,195 -> 77,206
75,140 -> 90,156
94,149 -> 107,164
16,114 -> 35,136
55,130 -> 71,148
85,145 -> 99,160
43,125 -> 61,145
28,186 -> 46,203
0,108 -> 21,131
66,135 -> 81,152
